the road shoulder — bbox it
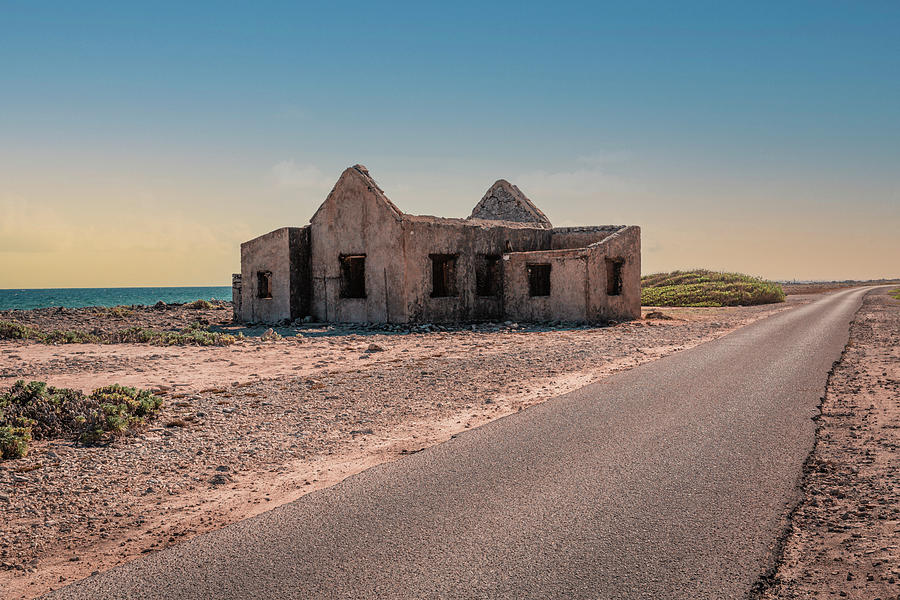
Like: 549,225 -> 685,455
759,288 -> 900,599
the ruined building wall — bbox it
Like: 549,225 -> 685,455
308,167 -> 406,323
399,218 -> 551,323
586,226 -> 641,322
550,226 -> 624,250
501,225 -> 641,323
239,227 -> 294,323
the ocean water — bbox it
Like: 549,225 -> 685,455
0,287 -> 233,311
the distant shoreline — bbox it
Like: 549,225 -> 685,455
0,286 -> 232,311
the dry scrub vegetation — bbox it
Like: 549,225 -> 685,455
0,381 -> 163,459
641,270 -> 786,307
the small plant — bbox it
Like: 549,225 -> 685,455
185,299 -> 213,310
890,288 -> 900,301
92,306 -> 133,317
0,425 -> 31,459
79,384 -> 164,445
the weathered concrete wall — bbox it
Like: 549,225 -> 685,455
400,217 -> 551,323
586,226 -> 641,322
501,248 -> 590,322
309,166 -> 406,323
231,274 -> 242,322
551,226 -> 623,250
288,227 -> 311,320
501,226 -> 641,323
239,227 -> 294,323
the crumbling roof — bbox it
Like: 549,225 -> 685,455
468,180 -> 552,229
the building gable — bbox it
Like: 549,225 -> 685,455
468,180 -> 552,228
310,164 -> 402,227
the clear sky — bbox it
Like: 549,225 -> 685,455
1,0 -> 897,287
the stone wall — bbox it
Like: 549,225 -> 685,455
239,227 -> 296,323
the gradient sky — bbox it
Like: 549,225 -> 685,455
1,1 -> 898,287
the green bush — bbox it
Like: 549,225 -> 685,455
0,425 -> 31,459
0,380 -> 95,440
0,320 -> 43,341
890,288 -> 900,301
0,320 -> 101,344
185,299 -> 213,310
0,380 -> 163,458
641,270 -> 785,307
79,384 -> 164,445
43,330 -> 101,344
114,324 -> 236,346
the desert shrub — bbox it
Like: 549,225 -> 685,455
43,329 -> 101,344
0,425 -> 31,459
890,288 -> 900,301
106,306 -> 133,317
641,270 -> 785,307
185,299 -> 213,310
0,320 -> 43,341
79,384 -> 164,445
1,321 -> 100,344
0,380 -> 163,458
0,380 -> 95,440
114,324 -> 236,346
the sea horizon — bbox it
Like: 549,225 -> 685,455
0,286 -> 232,311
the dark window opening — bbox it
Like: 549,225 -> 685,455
257,270 -> 272,299
606,258 -> 624,296
528,264 -> 551,297
430,254 -> 458,297
340,254 -> 367,298
475,255 -> 501,297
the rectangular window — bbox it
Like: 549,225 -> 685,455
430,254 -> 458,297
527,264 -> 551,297
257,270 -> 272,299
475,254 -> 501,297
606,258 -> 624,296
340,254 -> 366,298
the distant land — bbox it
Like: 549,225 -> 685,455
1,278 -> 898,311
0,286 -> 231,311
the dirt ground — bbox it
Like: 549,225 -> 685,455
0,298 -> 810,599
759,287 -> 900,600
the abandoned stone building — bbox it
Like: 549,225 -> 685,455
233,165 -> 641,324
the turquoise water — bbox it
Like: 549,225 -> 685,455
0,287 -> 232,311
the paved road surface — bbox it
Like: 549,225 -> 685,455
48,288 -> 872,599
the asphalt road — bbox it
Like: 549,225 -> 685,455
47,287 -> 871,600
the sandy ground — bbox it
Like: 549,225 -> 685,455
759,288 -> 900,599
0,299 -> 806,599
